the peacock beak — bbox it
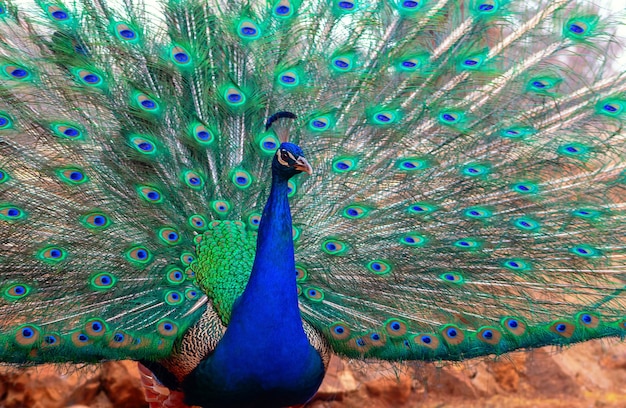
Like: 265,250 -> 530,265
294,157 -> 312,175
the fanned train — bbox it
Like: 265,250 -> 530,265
0,0 -> 624,407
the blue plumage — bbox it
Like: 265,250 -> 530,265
184,143 -> 323,407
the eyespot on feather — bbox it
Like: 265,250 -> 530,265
407,202 -> 437,216
400,233 -> 429,247
37,246 -> 67,263
308,115 -> 333,132
321,238 -> 348,255
80,212 -> 111,229
273,0 -> 295,18
237,19 -> 261,40
185,288 -> 199,300
51,123 -> 84,140
158,227 -> 181,245
366,332 -> 386,347
188,214 -> 208,231
0,112 -> 14,129
85,319 -> 108,338
4,283 -> 31,300
57,167 -> 88,185
367,260 -> 391,275
90,272 -> 117,290
287,180 -> 297,197
0,204 -> 27,221
113,22 -> 139,43
15,325 -> 40,347
577,312 -> 600,328
137,185 -> 163,203
329,322 -> 351,341
247,212 -> 262,229
189,123 -> 214,146
549,320 -> 575,338
165,290 -> 184,305
223,86 -> 246,106
384,319 -> 408,337
157,320 -> 178,337
342,204 -> 369,219
109,331 -> 132,348
42,333 -> 62,348
304,287 -> 324,302
211,200 -> 231,215
231,169 -> 253,189
440,272 -> 464,284
182,170 -> 205,190
3,64 -> 31,81
180,252 -> 195,266
476,326 -> 502,345
441,325 -> 464,345
331,55 -> 355,72
125,246 -> 152,264
170,45 -> 192,66
295,264 -> 308,282
502,317 -> 527,336
413,333 -> 440,350
71,331 -> 93,347
73,69 -> 103,87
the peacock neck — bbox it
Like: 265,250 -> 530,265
246,173 -> 297,300
185,170 -> 324,407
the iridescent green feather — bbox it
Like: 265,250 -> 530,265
0,0 -> 624,371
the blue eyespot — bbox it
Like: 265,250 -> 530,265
174,53 -> 189,63
569,24 -> 584,34
120,29 -> 136,39
52,10 -> 68,20
442,113 -> 455,121
12,69 -> 28,79
241,27 -> 256,36
141,100 -> 156,109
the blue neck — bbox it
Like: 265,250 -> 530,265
243,173 -> 299,316
185,172 -> 324,407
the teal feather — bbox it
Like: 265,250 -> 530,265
0,0 -> 624,406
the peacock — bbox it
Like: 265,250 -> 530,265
0,0 -> 624,406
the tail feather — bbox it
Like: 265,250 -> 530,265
0,0 -> 623,366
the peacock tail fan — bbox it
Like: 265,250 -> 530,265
0,0 -> 624,367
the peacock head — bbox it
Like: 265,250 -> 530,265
273,142 -> 312,179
